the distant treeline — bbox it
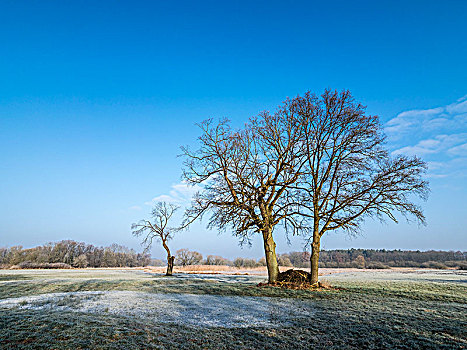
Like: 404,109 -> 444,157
282,249 -> 467,269
2,242 -> 466,270
150,252 -> 291,268
153,249 -> 467,270
0,240 -> 151,269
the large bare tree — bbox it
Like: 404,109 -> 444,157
132,202 -> 180,276
182,89 -> 429,285
181,108 -> 310,283
293,90 -> 429,284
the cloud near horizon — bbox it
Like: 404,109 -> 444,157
144,181 -> 200,206
385,96 -> 467,179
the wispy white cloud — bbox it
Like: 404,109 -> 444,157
393,144 -> 436,156
147,194 -> 178,204
425,173 -> 449,179
446,97 -> 467,114
392,133 -> 467,157
386,96 -> 467,179
385,99 -> 467,139
128,205 -> 142,211
144,181 -> 200,205
425,161 -> 444,170
448,143 -> 467,157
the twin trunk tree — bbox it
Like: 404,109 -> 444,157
182,89 -> 429,284
132,202 -> 179,276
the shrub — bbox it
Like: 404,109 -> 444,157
48,263 -> 72,269
277,255 -> 293,267
444,260 -> 460,268
72,254 -> 89,268
175,249 -> 203,266
150,259 -> 165,267
402,261 -> 421,268
352,255 -> 366,269
11,262 -> 72,269
287,251 -> 311,268
205,255 -> 232,266
367,262 -> 390,269
420,261 -> 448,269
233,257 -> 259,268
324,261 -> 338,268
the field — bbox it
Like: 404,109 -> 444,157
0,268 -> 466,349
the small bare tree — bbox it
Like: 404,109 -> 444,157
132,202 -> 180,276
294,90 -> 429,284
175,248 -> 203,266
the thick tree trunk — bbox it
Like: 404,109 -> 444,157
262,226 -> 280,283
166,255 -> 174,276
310,237 -> 320,285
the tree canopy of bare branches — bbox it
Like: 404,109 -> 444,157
292,90 -> 429,283
181,105 -> 311,282
181,89 -> 429,284
132,202 -> 180,276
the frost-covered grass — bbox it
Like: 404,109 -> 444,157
0,268 -> 466,349
1,290 -> 315,328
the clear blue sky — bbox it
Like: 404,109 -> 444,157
1,0 -> 466,259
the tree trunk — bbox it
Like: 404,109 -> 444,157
166,255 -> 174,276
162,240 -> 174,276
310,237 -> 320,285
262,226 -> 280,283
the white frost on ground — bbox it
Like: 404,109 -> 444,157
0,291 -> 315,328
324,269 -> 467,283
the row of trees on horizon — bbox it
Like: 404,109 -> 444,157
0,240 -> 151,269
2,240 -> 465,270
153,248 -> 467,270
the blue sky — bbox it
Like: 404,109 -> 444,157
1,0 -> 466,259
